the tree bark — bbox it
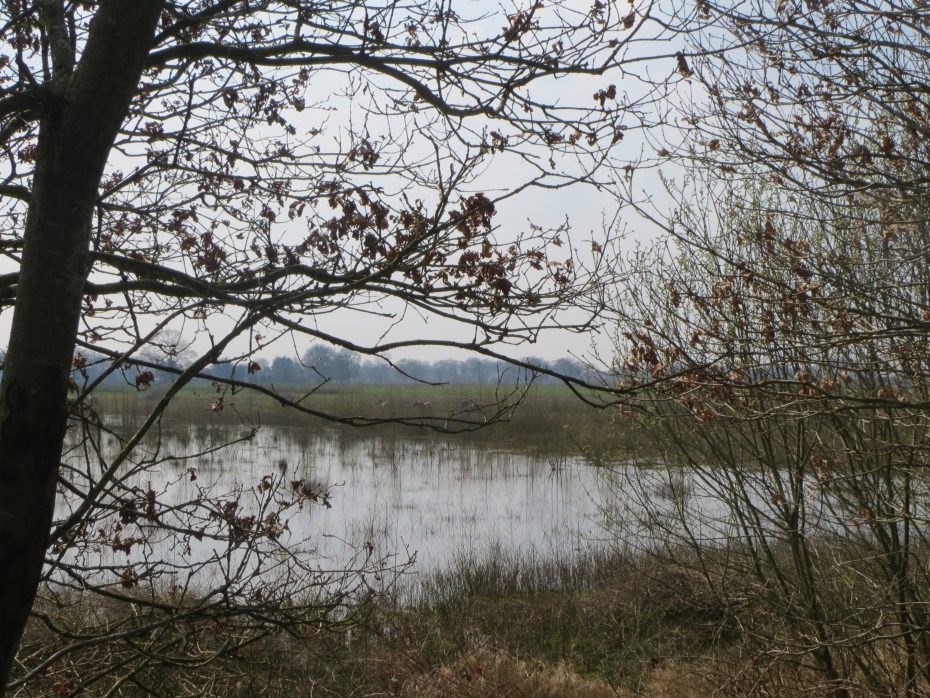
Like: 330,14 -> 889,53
0,1 -> 163,691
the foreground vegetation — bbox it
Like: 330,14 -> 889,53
16,545 -> 732,697
15,381 -> 930,696
25,534 -> 928,697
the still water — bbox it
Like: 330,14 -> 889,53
60,422 -> 846,596
229,426 -> 609,570
58,424 -> 618,590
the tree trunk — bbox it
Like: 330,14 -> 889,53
0,1 -> 163,691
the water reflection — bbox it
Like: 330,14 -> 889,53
60,424 -> 613,581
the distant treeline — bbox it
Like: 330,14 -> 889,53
66,344 -> 596,388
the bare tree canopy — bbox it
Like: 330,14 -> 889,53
0,0 -> 669,693
603,2 -> 930,695
677,1 -> 930,203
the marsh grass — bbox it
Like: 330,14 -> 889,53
18,542 -> 733,697
87,384 -> 641,458
27,536 -> 906,696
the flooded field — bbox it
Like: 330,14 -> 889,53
57,415 -> 861,594
42,399 -> 928,697
57,421 -> 624,594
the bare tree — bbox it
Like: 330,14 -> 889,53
609,175 -> 930,695
598,4 -> 930,693
672,1 -> 930,212
0,0 -> 668,693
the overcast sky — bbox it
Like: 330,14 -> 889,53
0,1 -> 689,369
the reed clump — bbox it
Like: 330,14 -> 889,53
17,545 -> 733,696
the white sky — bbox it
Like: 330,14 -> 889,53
0,0 -> 689,368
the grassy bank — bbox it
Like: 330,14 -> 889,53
24,534 -> 920,696
19,546 -> 725,697
86,383 -> 643,459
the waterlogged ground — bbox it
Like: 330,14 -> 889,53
44,393 -> 930,696
58,407 -> 852,596
59,422 -> 623,589
238,426 -> 611,571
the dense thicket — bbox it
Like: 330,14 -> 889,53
606,3 -> 930,696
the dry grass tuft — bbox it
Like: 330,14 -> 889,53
398,650 -> 617,697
